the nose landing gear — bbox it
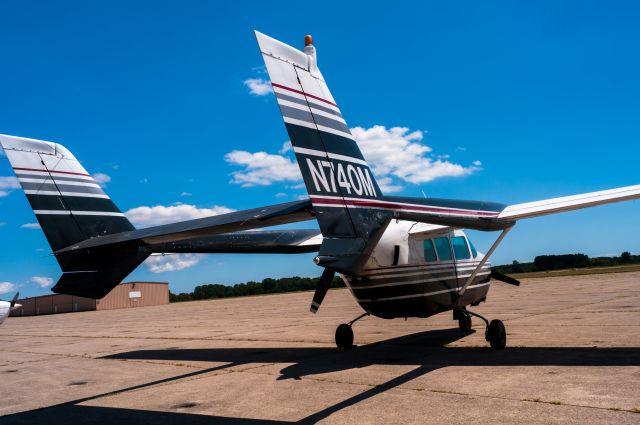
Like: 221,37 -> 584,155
335,312 -> 369,349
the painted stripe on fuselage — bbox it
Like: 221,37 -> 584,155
349,270 -> 490,289
357,261 -> 489,277
355,281 -> 491,303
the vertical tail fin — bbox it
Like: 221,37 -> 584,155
256,32 -> 391,273
0,134 -> 134,251
1,135 -> 147,298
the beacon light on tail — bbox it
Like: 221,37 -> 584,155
1,32 -> 639,348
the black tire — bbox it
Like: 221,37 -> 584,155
335,323 -> 354,349
458,314 -> 472,331
486,319 -> 507,350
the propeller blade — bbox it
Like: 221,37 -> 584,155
490,270 -> 520,286
10,292 -> 19,308
310,268 -> 335,314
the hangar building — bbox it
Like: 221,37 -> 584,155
10,281 -> 169,316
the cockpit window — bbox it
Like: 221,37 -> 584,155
423,239 -> 437,262
468,239 -> 478,258
434,237 -> 453,261
451,236 -> 471,260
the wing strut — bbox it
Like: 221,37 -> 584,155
458,226 -> 514,297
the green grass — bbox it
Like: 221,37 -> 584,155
505,264 -> 640,279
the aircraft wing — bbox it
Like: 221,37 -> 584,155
385,184 -> 640,231
498,184 -> 640,220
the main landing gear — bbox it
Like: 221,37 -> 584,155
454,307 -> 507,350
335,312 -> 369,349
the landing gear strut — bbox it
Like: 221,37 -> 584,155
335,312 -> 369,349
454,307 -> 507,350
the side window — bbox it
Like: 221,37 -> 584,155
468,239 -> 478,258
434,237 -> 453,261
452,236 -> 471,260
423,239 -> 437,262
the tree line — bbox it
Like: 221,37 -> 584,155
170,275 -> 345,302
492,252 -> 638,274
170,252 -> 637,302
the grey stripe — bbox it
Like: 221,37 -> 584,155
16,173 -> 95,184
313,113 -> 351,134
280,105 -> 351,135
362,265 -> 491,280
349,271 -> 491,290
357,281 -> 491,303
275,92 -> 343,119
20,182 -> 105,195
280,104 -> 314,123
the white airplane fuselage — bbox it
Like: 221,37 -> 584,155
0,300 -> 13,325
342,221 -> 491,319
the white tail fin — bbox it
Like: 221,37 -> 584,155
0,134 -> 134,251
256,31 -> 383,239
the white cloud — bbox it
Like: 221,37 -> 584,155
275,192 -> 287,198
224,149 -> 301,187
180,192 -> 192,197
21,223 -> 41,229
92,173 -> 111,188
125,204 -> 234,228
0,176 -> 19,197
0,282 -> 16,295
376,177 -> 404,193
225,125 -> 480,193
144,254 -> 203,273
30,276 -> 53,288
279,141 -> 292,154
244,78 -> 273,96
352,126 -> 480,186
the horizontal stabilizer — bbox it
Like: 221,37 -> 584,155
148,229 -> 322,254
56,199 -> 316,253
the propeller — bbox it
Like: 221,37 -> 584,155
310,268 -> 335,314
490,270 -> 520,286
10,292 -> 19,308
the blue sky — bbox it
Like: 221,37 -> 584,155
1,1 -> 639,297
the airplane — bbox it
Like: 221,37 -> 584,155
0,31 -> 638,349
0,293 -> 21,325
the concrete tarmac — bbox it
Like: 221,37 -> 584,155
1,271 -> 639,424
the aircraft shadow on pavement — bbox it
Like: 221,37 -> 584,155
4,328 -> 640,425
